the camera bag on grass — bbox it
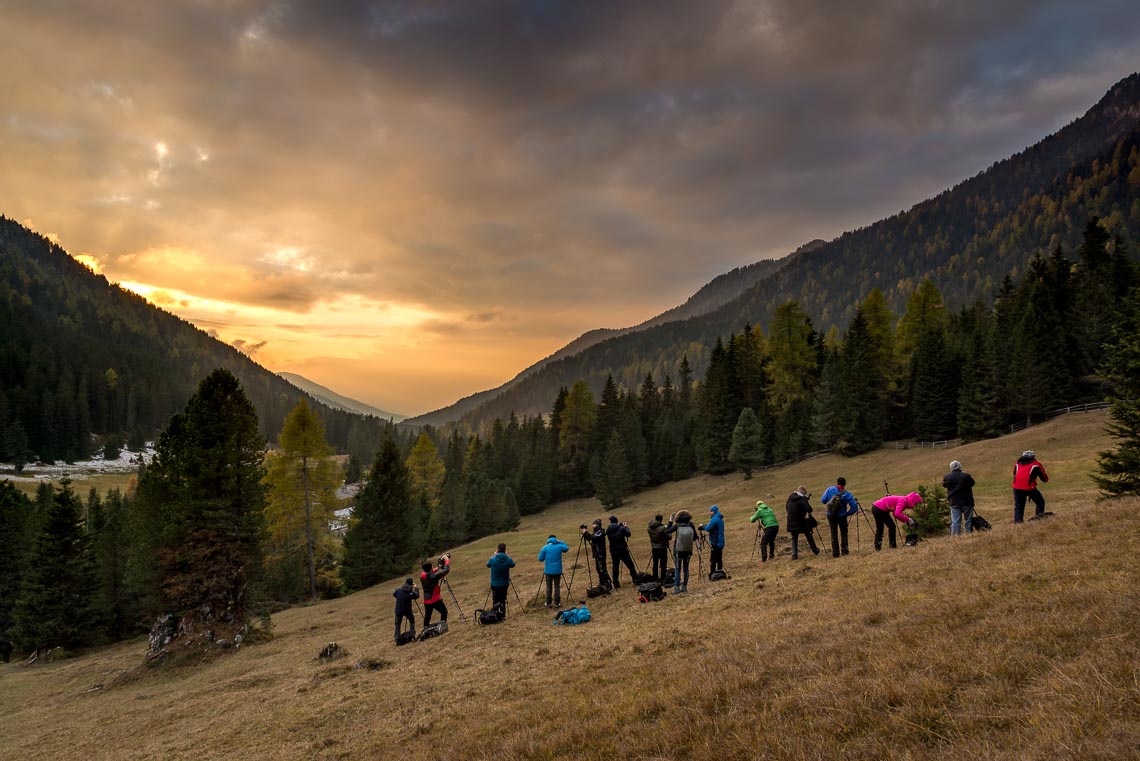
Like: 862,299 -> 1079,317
417,621 -> 448,641
637,581 -> 666,602
708,569 -> 730,581
970,512 -> 992,531
586,585 -> 610,598
476,603 -> 506,625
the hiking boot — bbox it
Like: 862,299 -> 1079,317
812,547 -> 820,556
672,587 -> 682,595
874,543 -> 881,551
841,549 -> 849,555
681,584 -> 688,592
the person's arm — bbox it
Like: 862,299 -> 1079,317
622,526 -> 631,538
965,474 -> 975,489
412,587 -> 419,599
749,508 -> 761,523
538,547 -> 546,562
507,557 -> 516,568
487,557 -> 493,568
1035,463 -> 1049,483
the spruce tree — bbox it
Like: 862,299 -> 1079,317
910,327 -> 960,440
13,480 -> 97,655
134,369 -> 267,626
1094,287 -> 1140,497
595,429 -> 633,509
342,438 -> 422,590
0,482 -> 33,661
90,487 -> 135,640
728,407 -> 764,479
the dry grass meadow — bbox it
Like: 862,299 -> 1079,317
1,408 -> 1137,760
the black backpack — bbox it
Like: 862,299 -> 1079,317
661,568 -> 675,587
395,629 -> 416,646
476,603 -> 506,625
633,571 -> 656,584
970,512 -> 992,531
637,581 -> 666,602
708,569 -> 730,581
586,585 -> 610,598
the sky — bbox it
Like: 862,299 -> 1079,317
2,1 -> 1138,417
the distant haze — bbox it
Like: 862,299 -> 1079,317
2,2 -> 1138,414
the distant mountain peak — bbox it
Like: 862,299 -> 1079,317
278,372 -> 404,422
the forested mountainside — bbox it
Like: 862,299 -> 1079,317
0,220 -> 396,464
441,73 -> 1140,432
405,251 -> 790,427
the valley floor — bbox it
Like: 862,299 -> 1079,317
1,410 -> 1137,760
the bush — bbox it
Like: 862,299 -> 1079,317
913,484 -> 950,537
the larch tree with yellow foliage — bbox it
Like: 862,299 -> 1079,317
264,400 -> 342,601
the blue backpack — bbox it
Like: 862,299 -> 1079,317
553,606 -> 591,625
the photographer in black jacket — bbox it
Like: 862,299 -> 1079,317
580,519 -> 613,591
606,516 -> 638,588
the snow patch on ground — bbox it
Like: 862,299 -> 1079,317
0,445 -> 155,483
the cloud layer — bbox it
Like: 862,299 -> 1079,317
2,1 -> 1138,414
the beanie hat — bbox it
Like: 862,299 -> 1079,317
592,518 -> 602,527
950,460 -> 962,471
654,514 -> 663,521
405,578 -> 413,585
1022,450 -> 1035,459
609,515 -> 618,523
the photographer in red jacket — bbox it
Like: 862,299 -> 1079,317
1012,450 -> 1049,523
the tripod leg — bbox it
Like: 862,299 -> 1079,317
561,574 -> 577,605
510,579 -> 525,611
566,537 -> 584,594
443,579 -> 467,624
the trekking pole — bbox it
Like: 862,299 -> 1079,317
441,577 -> 468,624
566,535 -> 585,595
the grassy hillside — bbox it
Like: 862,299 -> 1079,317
1,409 -> 1136,760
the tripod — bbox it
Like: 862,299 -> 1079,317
751,522 -> 762,562
440,577 -> 468,624
695,531 -> 706,582
565,535 -> 586,595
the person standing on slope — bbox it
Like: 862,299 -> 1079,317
647,514 -> 671,582
486,543 -> 516,611
666,510 -> 698,593
1012,450 -> 1049,523
785,486 -> 820,560
943,460 -> 976,536
749,500 -> 779,563
606,516 -> 638,588
538,534 -> 570,608
820,477 -> 860,557
420,554 -> 451,627
871,492 -> 922,549
580,519 -> 613,591
392,577 -> 419,644
699,505 -> 726,576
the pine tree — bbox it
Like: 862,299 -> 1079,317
558,380 -> 595,497
264,399 -> 342,601
342,438 -> 422,590
344,453 -> 363,484
767,301 -> 819,415
13,479 -> 97,654
595,429 -> 633,509
0,482 -> 33,661
909,327 -> 960,440
1094,287 -> 1140,497
89,487 -> 136,640
728,407 -> 764,479
134,369 -> 267,626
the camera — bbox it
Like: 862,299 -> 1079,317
579,524 -> 588,530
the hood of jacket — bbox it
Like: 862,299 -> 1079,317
905,491 -> 923,508
1017,454 -> 1037,466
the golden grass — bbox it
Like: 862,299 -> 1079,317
1,409 -> 1137,760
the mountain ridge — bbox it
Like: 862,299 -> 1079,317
416,72 -> 1140,431
277,372 -> 405,422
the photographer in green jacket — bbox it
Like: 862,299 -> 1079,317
749,500 -> 779,563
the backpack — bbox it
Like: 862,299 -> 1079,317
417,621 -> 448,641
904,533 -> 920,547
970,513 -> 992,531
637,581 -> 666,602
633,571 -> 656,584
675,524 -> 695,553
708,569 -> 730,581
661,568 -> 675,587
827,492 -> 845,517
553,606 -> 591,625
476,602 -> 506,625
395,630 -> 416,646
586,585 -> 610,598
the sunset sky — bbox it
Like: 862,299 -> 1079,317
2,2 -> 1138,416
